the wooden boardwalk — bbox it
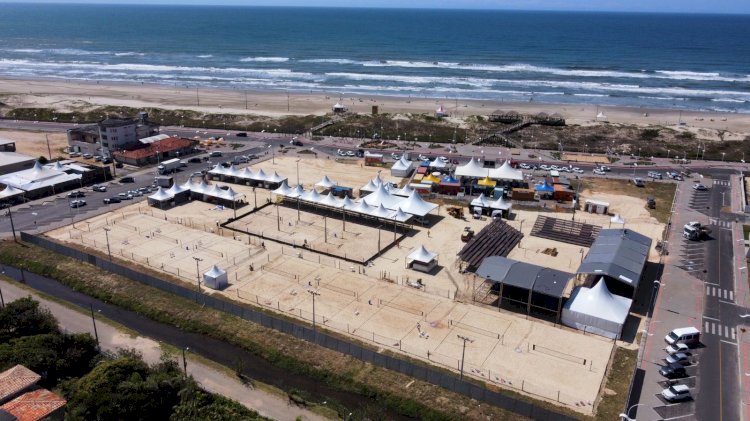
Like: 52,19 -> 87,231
529,215 -> 601,248
458,219 -> 523,269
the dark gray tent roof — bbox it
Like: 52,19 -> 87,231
476,256 -> 572,298
577,229 -> 652,287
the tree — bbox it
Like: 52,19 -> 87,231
0,333 -> 99,387
0,296 -> 59,342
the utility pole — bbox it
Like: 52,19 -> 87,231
307,289 -> 320,330
45,134 -> 52,160
182,347 -> 189,375
457,334 -> 474,380
6,206 -> 16,242
196,87 -> 200,106
192,257 -> 203,300
103,227 -> 112,260
244,90 -> 248,110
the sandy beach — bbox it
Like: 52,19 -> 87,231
2,77 -> 750,134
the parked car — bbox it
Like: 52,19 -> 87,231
661,384 -> 691,402
666,343 -> 690,356
69,199 -> 86,208
236,132 -> 248,137
93,155 -> 102,162
102,157 -> 113,164
693,183 -> 708,191
92,185 -> 107,192
103,197 -> 121,204
346,151 -> 355,157
632,177 -> 646,187
665,352 -> 691,366
67,191 -> 85,198
247,154 -> 258,160
188,157 -> 202,163
120,176 -> 135,183
519,163 -> 531,170
539,164 -> 550,171
659,362 -> 688,379
82,153 -> 93,159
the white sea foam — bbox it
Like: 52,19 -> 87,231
197,54 -> 213,58
239,57 -> 289,62
114,52 -> 145,57
299,58 -> 358,64
711,98 -> 747,103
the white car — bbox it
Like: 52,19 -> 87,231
519,163 -> 531,170
666,343 -> 690,356
550,165 -> 560,171
665,352 -> 691,365
540,164 -> 550,171
693,184 -> 708,191
391,153 -> 401,160
438,156 -> 449,162
346,151 -> 355,157
593,169 -> 606,175
661,384 -> 691,402
69,199 -> 86,208
418,154 -> 428,161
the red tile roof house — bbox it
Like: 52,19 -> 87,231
0,389 -> 66,421
0,365 -> 66,421
113,137 -> 198,166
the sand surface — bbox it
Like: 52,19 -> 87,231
2,77 -> 750,133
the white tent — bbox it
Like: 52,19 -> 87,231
289,184 -> 304,198
362,184 -> 402,209
351,200 -> 374,215
406,245 -> 438,272
359,179 -> 379,195
225,165 -> 242,178
488,160 -> 523,181
391,207 -> 412,223
319,192 -> 342,208
221,186 -> 245,202
0,185 -> 24,200
341,196 -> 357,210
315,175 -> 337,189
265,171 -> 287,184
610,214 -> 625,224
300,188 -> 322,203
471,193 -> 491,208
253,169 -> 268,182
454,158 -> 487,179
203,265 -> 228,290
238,167 -> 256,181
166,182 -> 189,196
147,187 -> 174,207
489,196 -> 512,211
208,164 -> 228,177
392,184 -> 415,198
399,191 -> 438,217
429,158 -> 448,169
561,277 -> 632,339
190,180 -> 210,195
368,204 -> 391,218
272,180 -> 293,197
390,156 -> 413,178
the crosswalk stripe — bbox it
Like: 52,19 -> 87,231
705,321 -> 710,332
732,328 -> 737,340
711,323 -> 716,335
725,326 -> 729,338
723,289 -> 728,299
730,291 -> 734,300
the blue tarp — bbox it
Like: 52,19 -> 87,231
535,182 -> 554,192
441,175 -> 459,183
420,159 -> 431,167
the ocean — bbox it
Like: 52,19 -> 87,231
0,4 -> 749,113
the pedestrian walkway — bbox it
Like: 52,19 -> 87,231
709,218 -> 733,229
702,319 -> 737,341
714,179 -> 731,187
705,284 -> 734,301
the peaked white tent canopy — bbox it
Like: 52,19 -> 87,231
362,184 -> 402,209
399,191 -> 438,217
265,171 -> 287,184
390,156 -> 414,178
239,167 -> 256,180
454,158 -> 488,179
471,193 -> 491,208
392,184 -> 415,198
391,207 -> 412,223
0,185 -> 24,200
370,204 -> 393,218
359,179 -> 379,194
272,180 -> 293,197
407,245 -> 437,263
488,160 -> 523,181
429,158 -> 448,169
341,196 -> 357,210
561,277 -> 632,339
406,245 -> 438,272
148,187 -> 174,205
489,196 -> 512,211
319,192 -> 342,208
300,188 -> 322,203
290,184 -> 304,198
253,169 -> 268,182
315,175 -> 337,189
167,183 -> 188,196
203,265 -> 228,290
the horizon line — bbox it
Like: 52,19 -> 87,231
1,2 -> 749,16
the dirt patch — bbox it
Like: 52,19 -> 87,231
580,178 -> 677,225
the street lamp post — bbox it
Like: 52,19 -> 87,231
619,403 -> 644,421
457,334 -> 474,380
5,206 -> 16,242
307,289 -> 320,330
296,159 -> 301,185
192,257 -> 203,300
722,152 -> 726,162
89,304 -> 100,348
182,347 -> 190,375
103,227 -> 112,261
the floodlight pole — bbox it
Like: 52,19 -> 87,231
182,347 -> 190,375
6,206 -> 16,242
253,187 -> 257,209
307,289 -> 320,331
324,214 -> 327,243
297,197 -> 301,221
90,304 -> 100,348
457,334 -> 474,380
103,227 -> 112,261
192,256 -> 203,300
276,202 -> 280,231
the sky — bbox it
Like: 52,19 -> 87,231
3,0 -> 750,14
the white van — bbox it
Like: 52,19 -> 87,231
664,327 -> 700,347
648,171 -> 663,180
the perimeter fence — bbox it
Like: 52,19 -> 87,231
21,231 -> 580,421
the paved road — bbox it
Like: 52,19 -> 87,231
0,276 -> 326,421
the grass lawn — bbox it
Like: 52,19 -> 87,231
594,347 -> 638,421
579,178 -> 677,224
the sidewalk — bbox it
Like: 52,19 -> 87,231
0,278 -> 326,421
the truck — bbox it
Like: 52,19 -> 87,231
155,175 -> 174,188
683,221 -> 710,241
158,158 -> 181,174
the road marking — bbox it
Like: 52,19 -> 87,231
705,320 -> 710,332
726,325 -> 730,337
663,414 -> 696,420
703,315 -> 720,321
705,281 -> 720,286
721,339 -> 738,346
732,328 -> 737,340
